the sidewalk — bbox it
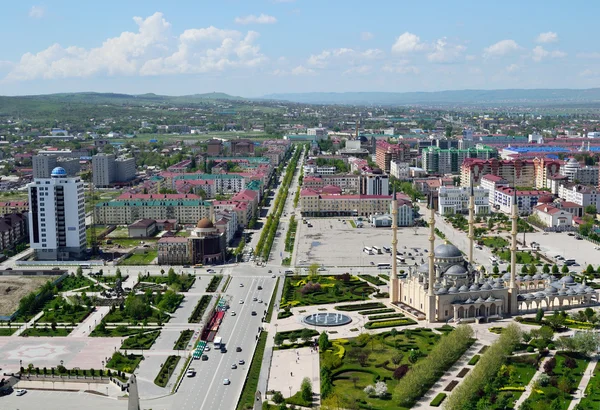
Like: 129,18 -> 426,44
267,347 -> 320,401
568,357 -> 598,410
12,311 -> 44,337
513,354 -> 555,409
69,306 -> 110,337
413,340 -> 484,409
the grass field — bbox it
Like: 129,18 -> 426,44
121,330 -> 161,350
22,327 -> 72,337
90,325 -> 160,337
0,327 -> 17,336
281,275 -> 377,308
119,250 -> 157,265
579,361 -> 600,409
107,352 -> 143,374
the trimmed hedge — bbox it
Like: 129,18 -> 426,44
430,393 -> 447,407
358,308 -> 395,315
336,302 -> 386,312
467,355 -> 480,366
365,318 -> 416,329
367,313 -> 405,321
358,274 -> 386,286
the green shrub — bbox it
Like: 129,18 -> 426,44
365,318 -> 416,329
467,355 -> 480,366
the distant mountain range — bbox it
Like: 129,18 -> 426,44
261,89 -> 600,105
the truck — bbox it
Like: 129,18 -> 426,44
213,336 -> 223,349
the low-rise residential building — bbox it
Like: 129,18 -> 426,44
560,158 -> 599,186
0,212 -> 28,252
390,160 -> 410,180
95,197 -> 212,225
437,186 -> 490,216
157,237 -> 189,265
533,204 -> 573,228
213,200 -> 252,228
300,189 -> 392,217
0,201 -> 28,214
413,177 -> 454,195
558,184 -> 600,210
492,187 -> 547,215
128,219 -> 158,238
171,174 -> 245,195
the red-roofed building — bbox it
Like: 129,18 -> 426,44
300,189 -> 393,217
375,140 -> 409,173
533,204 -> 573,228
492,186 -> 549,215
117,193 -> 202,201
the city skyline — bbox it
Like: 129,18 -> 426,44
1,1 -> 600,96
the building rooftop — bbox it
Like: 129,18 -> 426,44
129,219 -> 156,228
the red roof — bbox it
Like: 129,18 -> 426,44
481,174 -> 507,182
158,237 -> 188,243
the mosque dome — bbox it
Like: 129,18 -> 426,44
480,283 -> 492,291
566,288 -> 577,296
469,283 -> 480,291
533,274 -> 543,280
458,285 -> 469,292
196,218 -> 214,229
418,263 -> 429,273
436,287 -> 448,295
502,273 -> 511,281
51,167 -> 67,177
448,286 -> 459,294
560,276 -> 575,284
446,264 -> 468,276
434,243 -> 462,258
545,286 -> 557,294
493,281 -> 504,289
524,275 -> 532,281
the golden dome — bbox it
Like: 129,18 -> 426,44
196,218 -> 214,229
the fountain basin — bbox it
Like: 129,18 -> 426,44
303,312 -> 352,327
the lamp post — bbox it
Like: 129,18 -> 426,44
289,385 -> 292,398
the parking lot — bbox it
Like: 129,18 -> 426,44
294,218 -> 432,268
524,231 -> 600,272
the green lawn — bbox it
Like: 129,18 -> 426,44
579,361 -> 600,409
21,327 -> 72,337
526,352 -> 589,410
281,275 -> 377,308
481,236 -> 509,249
323,328 -> 444,410
0,327 -> 17,336
58,275 -> 96,291
120,330 -> 161,350
119,250 -> 158,265
497,250 -> 536,264
107,352 -> 143,374
38,305 -> 92,324
91,325 -> 160,337
102,301 -> 169,324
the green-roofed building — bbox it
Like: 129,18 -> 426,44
422,146 -> 498,174
95,199 -> 213,225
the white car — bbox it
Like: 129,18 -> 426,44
186,368 -> 196,377
271,274 -> 276,278
16,389 -> 27,396
252,297 -> 258,301
230,311 -> 236,316
223,378 -> 231,385
258,299 -> 263,303
239,283 -> 244,287
204,346 -> 211,351
239,299 -> 244,304
231,363 -> 237,369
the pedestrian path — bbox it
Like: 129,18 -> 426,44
513,354 -> 555,409
12,311 -> 44,337
413,340 -> 484,409
69,306 -> 110,337
568,357 -> 598,410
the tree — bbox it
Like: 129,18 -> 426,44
529,264 -> 537,275
76,266 -> 83,278
535,308 -> 544,323
51,320 -> 57,331
586,264 -> 595,274
393,364 -> 409,380
561,265 -> 569,274
543,264 -> 550,274
521,265 -> 529,274
391,353 -> 403,366
585,204 -> 597,215
308,263 -> 320,280
544,357 -> 556,375
116,268 -> 122,279
552,264 -> 559,274
274,332 -> 284,346
390,328 -> 398,345
493,265 -> 500,275
318,332 -> 330,351
300,328 -> 314,343
167,268 -> 177,284
374,381 -> 388,397
408,349 -> 421,364
288,333 -> 298,345
272,391 -> 284,404
301,377 -> 313,402
363,385 -> 375,395
357,352 -> 369,366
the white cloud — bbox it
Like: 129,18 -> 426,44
465,55 -> 477,61
532,46 -> 566,62
361,32 -> 374,41
427,38 -> 466,63
391,32 -> 426,54
291,65 -> 315,75
536,32 -> 558,43
5,12 -> 268,81
234,14 -> 277,25
483,39 -> 520,58
580,69 -> 600,78
506,64 -> 520,73
382,63 -> 419,74
342,65 -> 372,76
307,47 -> 383,68
28,5 -> 45,19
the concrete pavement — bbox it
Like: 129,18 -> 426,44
69,306 -> 110,338
267,347 -> 320,400
568,357 -> 598,410
13,312 -> 44,337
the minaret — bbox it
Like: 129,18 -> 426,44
427,194 -> 436,322
508,184 -> 519,314
390,187 -> 399,304
468,177 -> 475,266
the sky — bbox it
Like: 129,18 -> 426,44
1,0 -> 600,97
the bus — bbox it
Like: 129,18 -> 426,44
363,246 -> 372,254
372,246 -> 383,255
79,264 -> 91,269
396,256 -> 406,263
383,246 -> 391,253
377,263 -> 391,269
489,256 -> 498,265
213,336 -> 223,349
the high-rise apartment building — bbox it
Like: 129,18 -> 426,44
92,154 -> 136,187
34,155 -> 81,178
375,140 -> 410,174
27,167 -> 86,260
360,172 -> 390,196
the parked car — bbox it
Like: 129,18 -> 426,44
223,378 -> 231,385
201,355 -> 208,361
16,389 -> 27,396
236,347 -> 242,352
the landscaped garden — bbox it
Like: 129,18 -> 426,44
119,250 -> 157,266
107,352 -> 143,374
174,329 -> 194,350
140,269 -> 196,292
120,330 -> 161,350
91,324 -> 160,337
0,326 -> 17,336
38,297 -> 92,324
57,273 -> 95,291
320,327 -> 471,410
21,326 -> 71,337
579,362 -> 600,409
102,294 -> 170,324
358,274 -> 387,286
281,274 -> 377,308
154,355 -> 180,387
480,236 -> 509,249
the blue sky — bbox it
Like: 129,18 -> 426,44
1,0 -> 600,96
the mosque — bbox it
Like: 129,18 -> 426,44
388,185 -> 598,323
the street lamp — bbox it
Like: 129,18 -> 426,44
289,386 -> 292,398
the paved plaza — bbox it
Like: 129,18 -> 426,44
267,347 -> 320,399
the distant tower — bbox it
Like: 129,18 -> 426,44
427,194 -> 436,323
355,119 -> 360,140
508,184 -> 519,314
390,188 -> 399,304
468,177 -> 475,266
